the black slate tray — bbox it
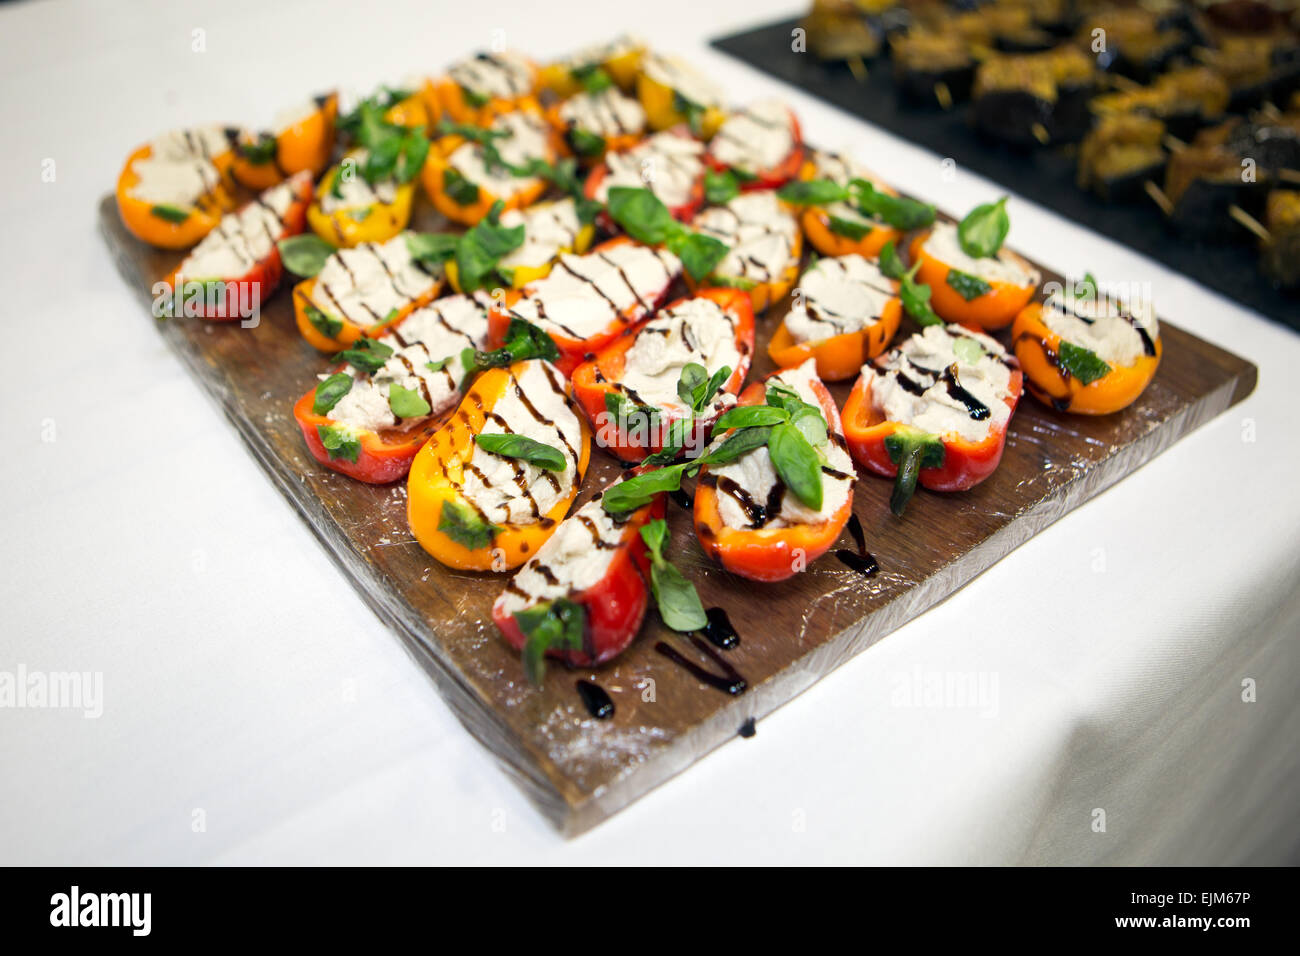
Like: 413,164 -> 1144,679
711,17 -> 1299,334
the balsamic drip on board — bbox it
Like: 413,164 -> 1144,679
834,513 -> 879,577
655,635 -> 748,696
700,607 -> 740,649
575,680 -> 614,719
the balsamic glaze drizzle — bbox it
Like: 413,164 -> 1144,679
834,513 -> 880,577
575,680 -> 614,719
654,635 -> 748,695
700,607 -> 740,649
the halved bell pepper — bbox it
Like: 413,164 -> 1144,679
794,159 -> 904,260
231,93 -> 339,191
306,159 -> 415,248
842,345 -> 1025,515
570,287 -> 756,461
544,95 -> 644,164
116,137 -> 237,249
705,103 -> 805,190
293,378 -> 438,485
685,193 -> 803,316
583,128 -> 707,229
491,489 -> 663,675
446,198 -> 596,293
431,53 -> 540,127
487,236 -> 682,376
1011,301 -> 1162,414
636,59 -> 726,138
693,367 -> 855,582
161,171 -> 313,321
539,38 -> 645,97
407,361 -> 592,571
909,230 -> 1039,331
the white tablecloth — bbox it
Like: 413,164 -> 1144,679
1,0 -> 1297,865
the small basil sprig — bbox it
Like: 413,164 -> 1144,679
388,384 -> 431,419
879,240 -> 943,327
945,270 -> 993,302
777,178 -> 935,231
639,518 -> 707,631
1057,341 -> 1111,385
639,362 -> 731,466
238,134 -> 277,165
514,597 -> 584,685
317,424 -> 360,463
572,64 -> 614,94
605,186 -> 729,281
314,373 -> 353,415
278,235 -> 338,279
407,200 -> 525,291
463,318 -> 559,372
474,433 -> 567,471
352,101 -> 429,185
438,498 -> 501,551
956,197 -> 1009,259
335,337 -> 394,375
704,169 -> 741,205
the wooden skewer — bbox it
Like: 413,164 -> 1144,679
1258,101 -> 1282,121
1163,134 -> 1187,153
848,55 -> 868,83
1277,168 -> 1300,185
1032,122 -> 1051,145
934,81 -> 953,110
1145,179 -> 1175,216
1109,74 -> 1143,92
1228,203 -> 1272,241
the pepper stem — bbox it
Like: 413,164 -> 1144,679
883,428 -> 945,518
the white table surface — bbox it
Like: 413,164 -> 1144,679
1,0 -> 1297,865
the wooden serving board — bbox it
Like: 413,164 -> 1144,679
99,192 -> 1256,836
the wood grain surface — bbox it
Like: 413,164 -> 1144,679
99,190 -> 1257,836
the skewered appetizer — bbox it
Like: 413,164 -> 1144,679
116,127 -> 238,248
1077,113 -> 1168,202
891,29 -> 976,109
423,106 -> 559,226
767,254 -> 902,381
689,191 -> 802,314
407,357 -> 591,571
291,232 -> 444,351
694,359 -> 856,582
1199,35 -> 1300,113
584,129 -> 707,223
230,94 -> 339,190
492,479 -> 664,680
1262,189 -> 1300,287
490,237 -> 683,375
432,50 -> 539,126
293,292 -> 494,482
159,172 -> 312,320
1012,279 -> 1162,415
546,74 -> 647,162
539,35 -> 645,97
636,52 -> 727,137
972,45 -> 1096,147
1089,67 -> 1230,141
801,0 -> 884,62
571,288 -> 755,461
842,324 -> 1023,516
705,100 -> 805,190
909,200 -> 1041,330
1078,7 -> 1193,84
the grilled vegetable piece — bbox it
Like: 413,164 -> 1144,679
116,127 -> 238,249
1077,114 -> 1167,202
973,45 -> 1096,147
688,190 -> 802,315
842,324 -> 1023,516
571,287 -> 755,462
1089,67 -> 1229,141
891,29 -> 975,109
801,0 -> 883,62
431,50 -> 539,126
1261,190 -> 1300,288
407,359 -> 591,571
161,172 -> 312,320
1012,283 -> 1162,415
488,237 -> 683,376
293,292 -> 494,483
1078,8 -> 1193,84
693,359 -> 856,582
768,254 -> 902,382
231,93 -> 339,190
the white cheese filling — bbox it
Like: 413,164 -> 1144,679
458,360 -> 585,526
319,151 -> 399,213
326,293 -> 493,434
596,131 -> 705,210
129,127 -> 232,207
272,99 -> 320,135
557,34 -> 643,72
810,149 -> 894,226
448,50 -> 534,100
494,491 -> 629,618
785,254 -> 898,343
498,198 -> 583,273
617,297 -> 743,412
707,359 -> 854,531
642,53 -> 724,110
693,191 -> 799,284
508,244 -> 682,340
708,100 -> 796,175
1042,289 -> 1159,368
866,324 -> 1017,444
309,233 -> 440,326
175,179 -> 298,281
923,221 -> 1041,288
447,109 -> 552,199
558,87 -> 646,140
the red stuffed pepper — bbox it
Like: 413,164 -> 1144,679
492,482 -> 665,681
488,236 -> 682,376
693,359 -> 857,582
570,287 -> 755,462
584,129 -> 707,229
842,323 -> 1023,516
158,171 -> 312,321
292,292 -> 494,483
705,99 -> 804,190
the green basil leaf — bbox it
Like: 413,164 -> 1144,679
789,404 -> 829,448
700,366 -> 732,412
952,336 -> 987,365
304,302 -> 343,339
1077,271 -> 1099,300
457,200 -> 525,291
335,337 -> 394,375
278,235 -> 337,278
767,422 -> 823,511
238,134 -> 277,165
313,373 -> 353,415
388,383 -> 431,419
957,197 -> 1009,259
150,204 -> 190,223
946,269 -> 993,301
574,64 -> 614,94
443,167 -> 481,206
600,465 -> 686,515
640,515 -> 668,552
606,186 -> 677,245
704,169 -> 740,205
677,363 -> 708,407
715,405 -> 788,430
878,239 -> 908,280
405,232 -> 461,266
667,231 -> 730,282
849,179 -> 936,231
1057,341 -> 1112,385
776,178 -> 848,206
438,497 -> 501,550
394,131 -> 430,184
605,391 -> 660,429
639,518 -> 707,632
764,382 -> 804,412
474,433 -> 567,471
900,271 -> 943,327
461,85 -> 491,108
316,423 -> 360,463
568,126 -> 606,157
468,319 -> 559,369
700,424 -> 773,465
515,596 -> 584,685
827,215 -> 872,240
426,356 -> 453,372
641,419 -> 689,466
